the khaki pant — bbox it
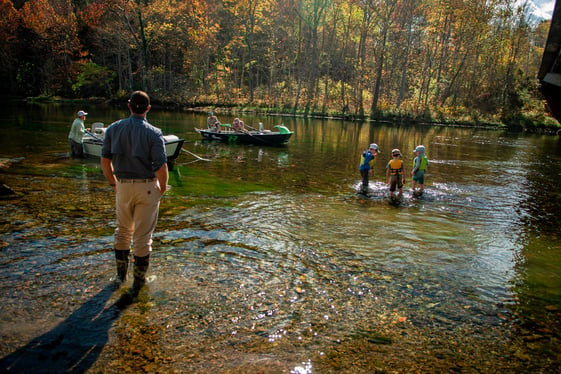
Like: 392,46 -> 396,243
114,179 -> 162,257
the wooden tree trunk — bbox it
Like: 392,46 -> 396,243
370,24 -> 388,116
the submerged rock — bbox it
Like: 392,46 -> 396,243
0,157 -> 24,169
0,184 -> 23,200
0,184 -> 16,196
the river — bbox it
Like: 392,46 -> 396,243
1,101 -> 561,373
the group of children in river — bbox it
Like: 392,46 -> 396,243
359,143 -> 429,196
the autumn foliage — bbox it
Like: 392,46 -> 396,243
0,0 -> 555,125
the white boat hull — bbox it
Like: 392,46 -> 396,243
82,125 -> 184,169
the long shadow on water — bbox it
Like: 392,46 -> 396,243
0,283 -> 127,373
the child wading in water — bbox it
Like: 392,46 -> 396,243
412,145 -> 429,195
386,149 -> 405,195
359,143 -> 379,194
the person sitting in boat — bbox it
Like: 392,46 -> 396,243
232,117 -> 245,132
207,111 -> 220,132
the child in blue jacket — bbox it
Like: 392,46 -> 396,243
359,143 -> 379,193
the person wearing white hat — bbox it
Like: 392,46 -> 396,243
68,110 -> 88,157
358,143 -> 380,194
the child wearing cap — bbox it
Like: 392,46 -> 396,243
412,145 -> 429,194
359,143 -> 379,194
386,149 -> 405,195
207,111 -> 220,132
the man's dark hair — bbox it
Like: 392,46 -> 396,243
129,91 -> 150,114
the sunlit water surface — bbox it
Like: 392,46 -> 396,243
1,102 -> 561,372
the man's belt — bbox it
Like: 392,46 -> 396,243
117,178 -> 156,183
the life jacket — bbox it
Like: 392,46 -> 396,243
359,151 -> 374,171
388,159 -> 403,176
413,155 -> 428,171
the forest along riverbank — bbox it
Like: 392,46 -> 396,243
4,1 -> 558,136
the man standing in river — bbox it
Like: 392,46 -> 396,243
101,91 -> 168,297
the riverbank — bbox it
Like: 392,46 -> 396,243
18,95 -> 561,135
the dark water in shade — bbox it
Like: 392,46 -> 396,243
1,101 -> 561,372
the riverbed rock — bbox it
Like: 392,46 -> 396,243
0,157 -> 24,168
0,184 -> 16,196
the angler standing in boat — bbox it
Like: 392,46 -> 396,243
68,110 -> 89,158
101,91 -> 168,298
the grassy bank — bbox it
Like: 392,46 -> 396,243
22,95 -> 561,134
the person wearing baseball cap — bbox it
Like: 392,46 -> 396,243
412,145 -> 429,195
386,148 -> 405,195
207,111 -> 221,132
68,110 -> 89,157
358,143 -> 380,194
101,91 -> 168,300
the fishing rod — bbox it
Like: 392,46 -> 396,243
85,130 -> 103,141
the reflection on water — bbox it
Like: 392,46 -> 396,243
1,102 -> 561,371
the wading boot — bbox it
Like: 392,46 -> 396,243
130,254 -> 150,296
115,249 -> 130,282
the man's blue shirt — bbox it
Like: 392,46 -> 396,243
101,115 -> 167,179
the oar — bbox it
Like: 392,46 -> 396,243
222,123 -> 273,145
242,129 -> 272,144
245,124 -> 260,131
181,148 -> 211,161
229,124 -> 275,145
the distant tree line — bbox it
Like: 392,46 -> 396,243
0,0 -> 556,126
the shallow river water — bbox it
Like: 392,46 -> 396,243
1,102 -> 561,373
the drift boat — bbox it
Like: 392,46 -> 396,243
82,122 -> 184,170
196,124 -> 293,145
